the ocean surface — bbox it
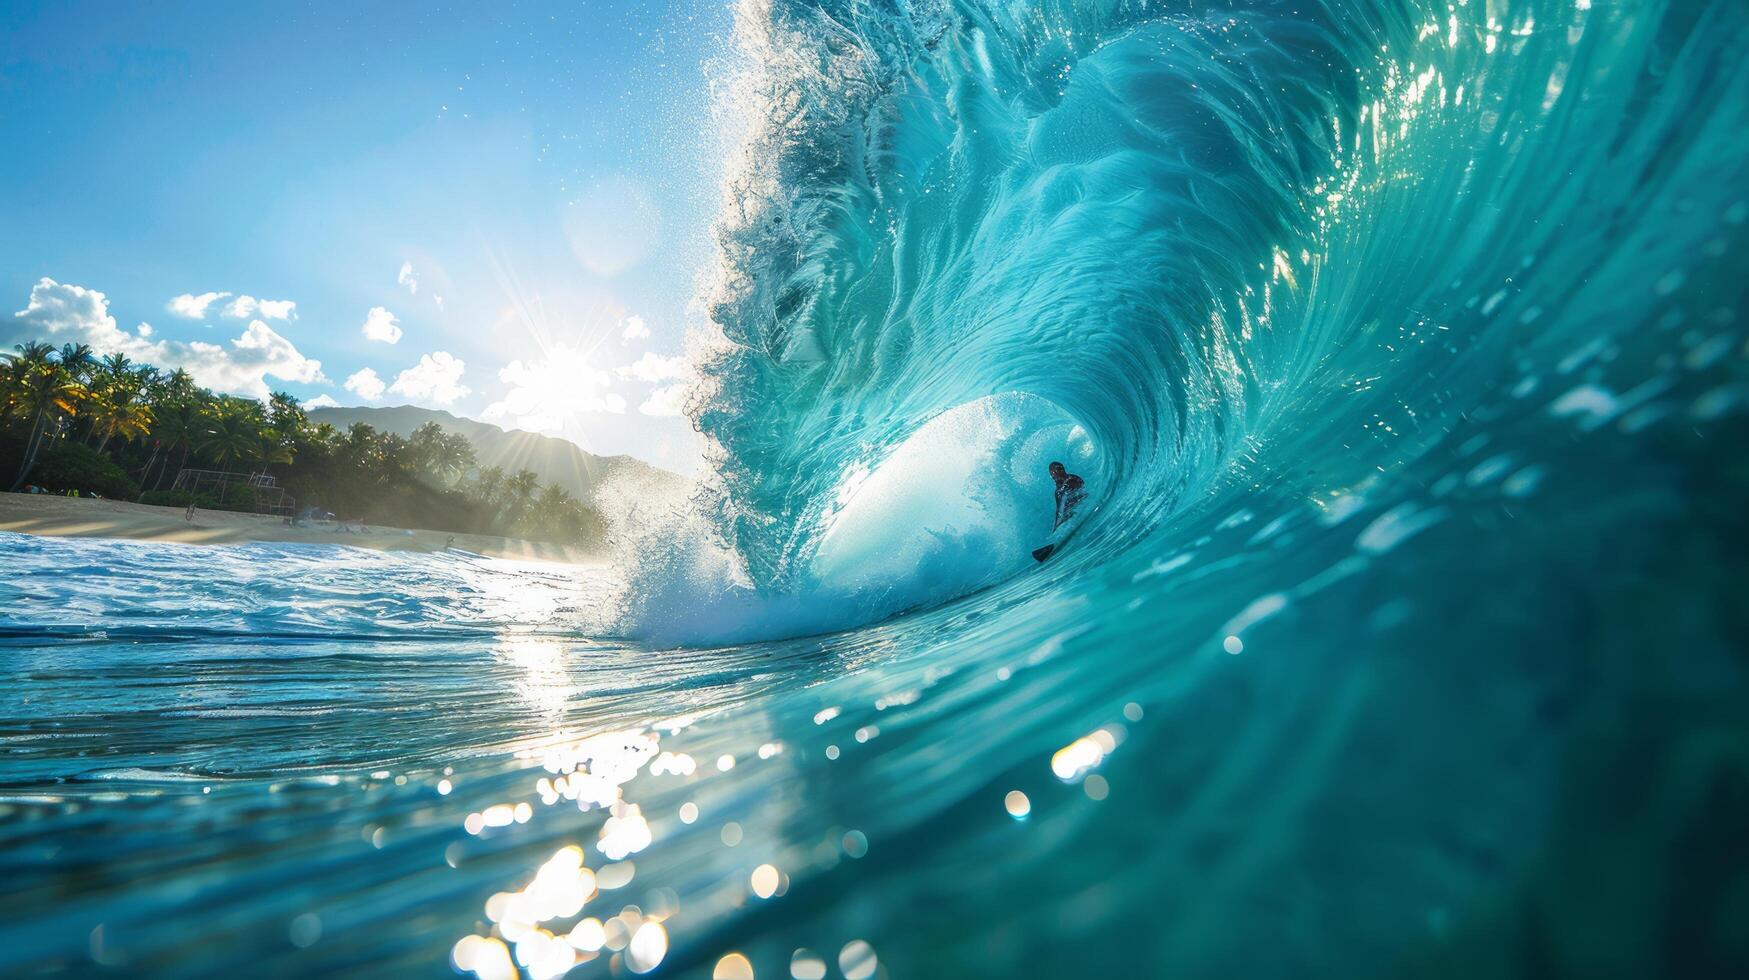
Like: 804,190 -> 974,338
6,0 -> 1749,975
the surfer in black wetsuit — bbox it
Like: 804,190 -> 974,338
1049,461 -> 1085,530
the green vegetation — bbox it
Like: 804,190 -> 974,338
0,340 -> 604,546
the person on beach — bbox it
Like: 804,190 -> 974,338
185,502 -> 195,522
1049,461 -> 1086,530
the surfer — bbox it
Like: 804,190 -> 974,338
1034,462 -> 1087,562
1050,461 -> 1085,530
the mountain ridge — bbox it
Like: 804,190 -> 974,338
306,404 -> 676,501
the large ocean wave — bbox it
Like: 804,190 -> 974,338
612,0 -> 1749,644
6,0 -> 1749,976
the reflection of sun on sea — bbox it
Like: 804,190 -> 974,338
447,699 -> 889,980
452,720 -> 675,979
462,557 -> 602,627
494,638 -> 575,719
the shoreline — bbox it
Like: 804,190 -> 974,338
0,492 -> 601,564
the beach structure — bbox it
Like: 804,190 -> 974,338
168,468 -> 296,516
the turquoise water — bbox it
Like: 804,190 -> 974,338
6,0 -> 1749,975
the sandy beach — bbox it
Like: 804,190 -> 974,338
0,492 -> 601,564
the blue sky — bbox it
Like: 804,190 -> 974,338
0,0 -> 732,472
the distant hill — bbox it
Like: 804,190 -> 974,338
306,405 -> 678,501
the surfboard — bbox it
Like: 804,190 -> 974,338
1033,520 -> 1082,562
1035,488 -> 1092,561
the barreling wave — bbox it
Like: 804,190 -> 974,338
612,0 -> 1749,643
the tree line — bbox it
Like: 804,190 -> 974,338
0,340 -> 603,546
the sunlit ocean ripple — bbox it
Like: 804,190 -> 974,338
7,0 -> 1749,974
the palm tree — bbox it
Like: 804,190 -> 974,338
90,393 -> 154,455
409,421 -> 474,483
144,399 -> 203,490
472,465 -> 505,502
378,433 -> 419,485
4,343 -> 87,490
159,368 -> 198,403
57,343 -> 95,380
502,469 -> 540,530
0,341 -> 42,390
201,402 -> 263,469
97,351 -> 132,380
532,483 -> 577,535
86,363 -> 155,455
506,469 -> 539,498
266,391 -> 307,440
57,343 -> 96,426
254,433 -> 294,472
439,431 -> 476,481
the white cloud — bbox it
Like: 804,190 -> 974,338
136,323 -> 153,337
361,306 -> 403,344
435,294 -> 445,311
620,314 -> 650,343
8,278 -> 322,398
617,351 -> 688,383
639,383 -> 687,417
169,291 -> 230,318
482,345 -> 625,433
12,280 -> 118,343
344,368 -> 386,400
169,292 -> 295,321
223,295 -> 297,320
217,320 -> 324,388
389,351 -> 469,405
397,261 -> 418,295
305,393 -> 340,408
